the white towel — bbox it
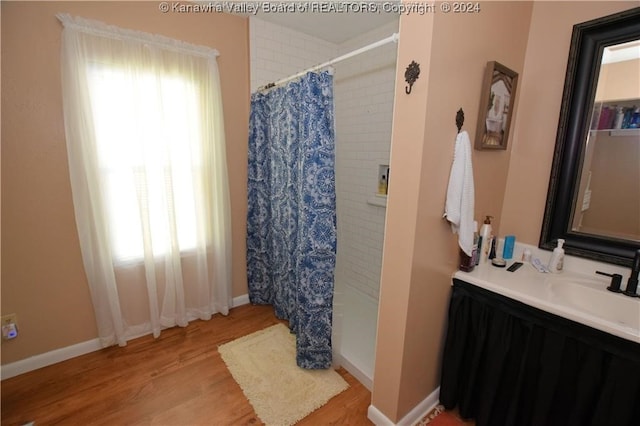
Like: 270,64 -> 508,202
444,131 -> 475,256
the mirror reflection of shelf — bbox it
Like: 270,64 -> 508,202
608,128 -> 640,137
596,128 -> 640,137
591,98 -> 639,131
590,128 -> 640,137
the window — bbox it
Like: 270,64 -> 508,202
87,66 -> 202,262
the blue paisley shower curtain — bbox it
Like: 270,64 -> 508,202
247,71 -> 336,369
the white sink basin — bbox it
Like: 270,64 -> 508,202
546,276 -> 640,333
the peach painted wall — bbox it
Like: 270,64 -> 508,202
1,1 -> 249,364
373,1 -> 532,421
595,59 -> 640,101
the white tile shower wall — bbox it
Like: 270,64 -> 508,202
334,21 -> 398,301
249,17 -> 398,302
249,18 -> 337,92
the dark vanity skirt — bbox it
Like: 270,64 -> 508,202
440,279 -> 640,426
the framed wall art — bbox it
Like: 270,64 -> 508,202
475,61 -> 519,150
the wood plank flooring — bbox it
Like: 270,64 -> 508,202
1,304 -> 373,425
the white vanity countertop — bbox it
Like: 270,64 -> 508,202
454,259 -> 640,344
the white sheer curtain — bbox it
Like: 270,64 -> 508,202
58,14 -> 232,347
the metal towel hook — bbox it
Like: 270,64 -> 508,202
404,61 -> 420,94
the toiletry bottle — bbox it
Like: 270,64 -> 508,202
488,237 -> 497,260
378,175 -> 387,195
622,107 -> 633,129
471,221 -> 480,266
459,221 -> 478,272
479,216 -> 493,264
548,239 -> 565,273
459,248 -> 474,272
503,235 -> 515,260
614,106 -> 625,129
630,106 -> 640,129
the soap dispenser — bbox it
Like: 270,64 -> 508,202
548,239 -> 565,273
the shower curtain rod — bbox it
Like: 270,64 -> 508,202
258,32 -> 399,92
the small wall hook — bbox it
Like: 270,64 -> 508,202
404,61 -> 420,94
456,108 -> 465,133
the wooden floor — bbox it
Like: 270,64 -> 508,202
1,304 -> 373,425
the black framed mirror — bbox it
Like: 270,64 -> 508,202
540,7 -> 640,267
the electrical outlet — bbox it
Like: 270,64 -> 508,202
1,314 -> 19,340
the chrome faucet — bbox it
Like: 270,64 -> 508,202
623,249 -> 640,298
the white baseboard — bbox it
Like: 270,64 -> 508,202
1,294 -> 251,381
368,405 -> 395,426
334,353 -> 373,391
231,294 -> 250,307
0,338 -> 102,381
368,387 -> 440,426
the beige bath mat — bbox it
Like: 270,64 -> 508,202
218,323 -> 348,426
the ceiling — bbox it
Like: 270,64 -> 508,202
602,40 -> 640,64
251,10 -> 399,44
